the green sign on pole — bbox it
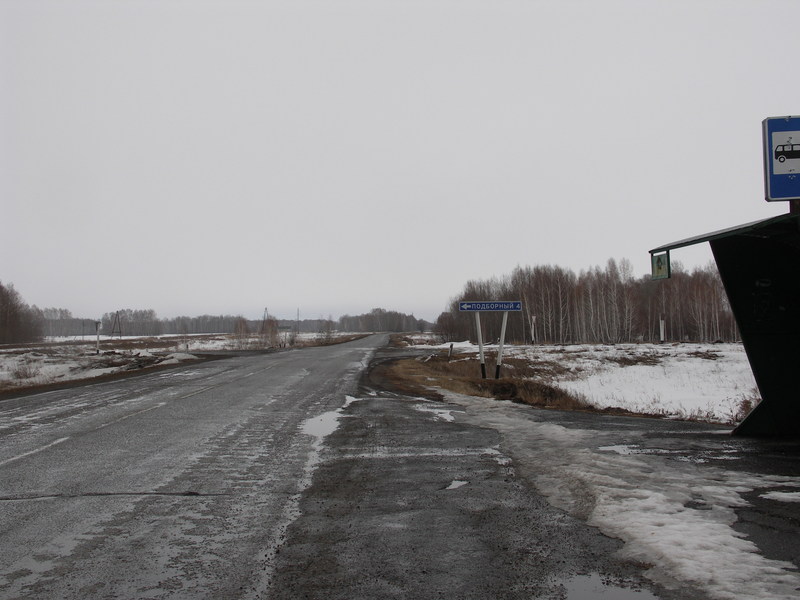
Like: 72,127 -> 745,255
651,251 -> 670,280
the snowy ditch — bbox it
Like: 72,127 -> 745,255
419,341 -> 760,424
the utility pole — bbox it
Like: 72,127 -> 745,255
110,311 -> 122,338
261,307 -> 269,347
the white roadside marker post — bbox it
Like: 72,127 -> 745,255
495,310 -> 509,379
475,312 -> 487,379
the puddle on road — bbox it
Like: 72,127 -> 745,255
301,397 -> 365,441
563,573 -> 659,599
301,410 -> 341,440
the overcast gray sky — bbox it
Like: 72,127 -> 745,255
2,0 -> 796,322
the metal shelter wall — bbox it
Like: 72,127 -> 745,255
709,219 -> 800,436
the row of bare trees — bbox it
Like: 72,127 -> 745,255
338,308 -> 430,333
0,281 -> 44,344
435,259 -> 737,345
41,309 -> 337,339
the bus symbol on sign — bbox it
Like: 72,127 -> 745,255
775,143 -> 800,163
771,131 -> 800,176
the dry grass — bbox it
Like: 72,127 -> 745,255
607,350 -> 663,367
12,362 -> 40,380
385,351 -> 589,411
724,387 -> 762,425
686,349 -> 721,360
306,333 -> 370,347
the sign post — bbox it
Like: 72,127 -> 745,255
458,301 -> 522,379
474,312 -> 486,378
495,310 -> 509,378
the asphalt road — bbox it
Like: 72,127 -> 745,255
2,337 -> 798,600
0,336 -> 384,599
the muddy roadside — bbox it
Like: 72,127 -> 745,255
365,341 -> 670,422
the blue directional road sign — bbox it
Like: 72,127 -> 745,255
459,301 -> 522,312
763,116 -> 800,201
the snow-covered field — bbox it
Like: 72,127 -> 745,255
0,332 -> 341,392
0,345 -> 200,391
417,340 -> 759,425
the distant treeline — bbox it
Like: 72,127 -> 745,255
91,309 -> 428,337
95,311 -> 338,338
0,281 -> 43,343
0,293 -> 431,342
338,308 -> 430,333
435,259 -> 736,344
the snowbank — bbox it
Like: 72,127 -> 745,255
414,341 -> 758,423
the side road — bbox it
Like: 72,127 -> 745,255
267,348 -> 703,600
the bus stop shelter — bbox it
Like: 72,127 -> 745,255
650,213 -> 800,437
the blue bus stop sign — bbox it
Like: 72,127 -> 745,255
763,116 -> 800,201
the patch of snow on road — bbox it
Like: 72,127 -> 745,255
760,491 -> 800,503
159,352 -> 198,365
556,444 -> 800,599
445,480 -> 468,490
343,395 -> 362,409
414,403 -> 457,422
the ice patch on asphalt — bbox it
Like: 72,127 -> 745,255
600,444 -> 742,464
760,491 -> 800,503
413,402 -> 459,422
343,395 -> 362,408
446,480 -> 468,490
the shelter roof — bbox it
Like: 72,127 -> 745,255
649,213 -> 800,254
